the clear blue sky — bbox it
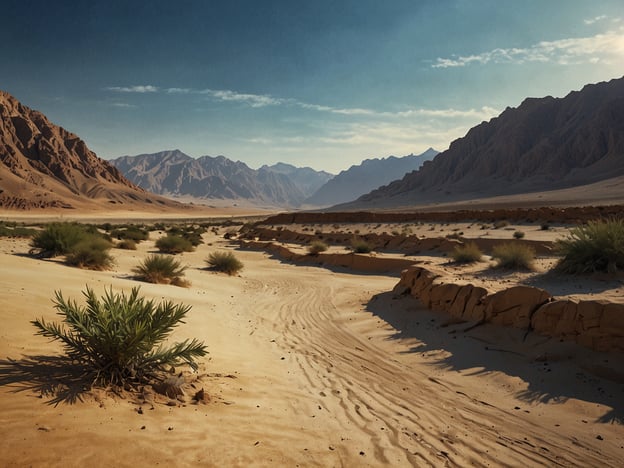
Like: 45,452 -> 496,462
2,0 -> 623,173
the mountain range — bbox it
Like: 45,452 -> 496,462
0,90 -> 180,210
305,149 -> 438,207
343,76 -> 624,209
110,151 -> 333,207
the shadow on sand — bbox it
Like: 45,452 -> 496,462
366,290 -> 624,425
0,355 -> 92,405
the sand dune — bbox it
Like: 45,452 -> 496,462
0,229 -> 622,466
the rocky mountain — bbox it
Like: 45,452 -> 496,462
111,151 -> 325,207
305,148 -> 438,207
0,90 -> 178,210
343,77 -> 624,209
259,162 -> 333,198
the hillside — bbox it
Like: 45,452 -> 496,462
343,77 -> 624,209
305,148 -> 438,207
0,90 -> 181,210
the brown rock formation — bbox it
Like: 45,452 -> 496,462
0,90 -> 183,210
395,265 -> 624,353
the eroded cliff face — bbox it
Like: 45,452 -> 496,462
352,77 -> 624,207
0,90 -> 180,210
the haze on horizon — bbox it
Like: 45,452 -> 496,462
2,0 -> 623,173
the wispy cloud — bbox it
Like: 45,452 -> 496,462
584,15 -> 608,25
106,84 -> 499,121
106,85 -> 159,93
432,29 -> 624,68
110,102 -> 136,108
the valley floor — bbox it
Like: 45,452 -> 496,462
0,230 -> 622,466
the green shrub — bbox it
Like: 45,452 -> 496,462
65,237 -> 114,270
110,226 -> 149,242
451,242 -> 483,263
155,235 -> 194,254
30,222 -> 91,257
0,222 -> 37,238
556,218 -> 624,274
493,220 -> 509,229
117,239 -> 137,250
513,230 -> 525,239
32,287 -> 206,387
308,240 -> 328,255
491,243 -> 535,270
133,254 -> 189,286
206,251 -> 244,275
351,238 -> 372,254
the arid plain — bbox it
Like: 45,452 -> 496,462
0,209 -> 622,467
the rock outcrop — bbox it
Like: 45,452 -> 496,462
395,266 -> 624,353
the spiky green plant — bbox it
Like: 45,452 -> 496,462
556,218 -> 624,274
133,254 -> 189,286
450,242 -> 483,263
491,242 -> 535,270
30,222 -> 91,257
206,251 -> 244,275
32,287 -> 207,386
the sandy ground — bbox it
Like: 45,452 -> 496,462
1,227 -> 623,467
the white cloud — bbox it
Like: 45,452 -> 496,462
110,102 -> 136,108
584,15 -> 608,25
200,89 -> 283,107
433,29 -> 624,68
106,85 -> 159,93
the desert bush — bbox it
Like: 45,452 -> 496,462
493,220 -> 509,229
308,240 -> 328,255
0,221 -> 37,238
555,218 -> 624,274
30,222 -> 91,257
110,226 -> 149,242
451,242 -> 483,263
155,234 -> 194,254
117,239 -> 137,250
168,225 -> 206,246
206,251 -> 244,275
513,230 -> 525,239
32,286 -> 206,386
351,238 -> 372,253
540,223 -> 550,231
65,237 -> 114,270
133,254 -> 189,286
491,243 -> 535,270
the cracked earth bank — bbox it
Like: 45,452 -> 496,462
0,235 -> 622,467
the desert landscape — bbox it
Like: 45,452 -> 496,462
2,4 -> 624,465
0,210 -> 623,467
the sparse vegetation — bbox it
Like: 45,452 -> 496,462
0,221 -> 37,238
155,234 -> 194,254
493,220 -> 509,229
65,237 -> 114,270
540,223 -> 550,231
206,251 -> 244,275
133,254 -> 189,286
110,225 -> 149,243
513,230 -> 525,239
308,240 -> 328,255
30,222 -> 92,257
491,242 -> 535,270
32,286 -> 206,387
450,242 -> 483,263
116,239 -> 137,250
351,238 -> 372,254
555,218 -> 624,274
